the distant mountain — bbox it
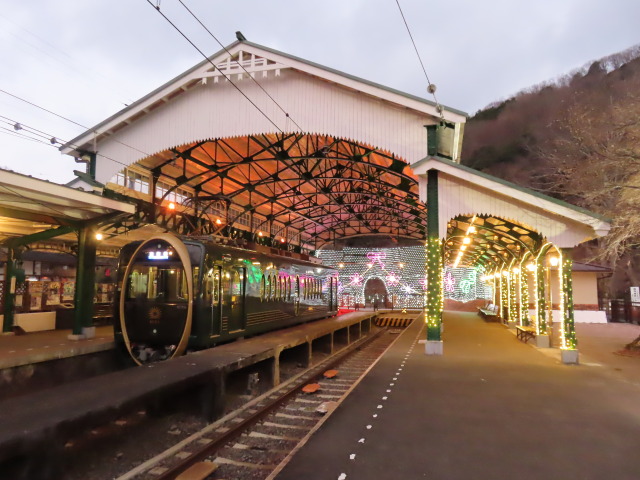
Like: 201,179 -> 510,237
461,44 -> 640,197
460,44 -> 640,296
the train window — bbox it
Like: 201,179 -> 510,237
204,269 -> 215,305
286,277 -> 291,301
127,266 -> 187,302
204,273 -> 211,303
213,268 -> 220,305
274,274 -> 278,300
231,270 -> 242,296
265,274 -> 271,301
279,277 -> 284,301
270,273 -> 275,300
192,266 -> 200,296
273,274 -> 279,300
260,274 -> 266,301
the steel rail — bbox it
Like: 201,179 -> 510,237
155,327 -> 385,480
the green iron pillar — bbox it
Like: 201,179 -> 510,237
425,169 -> 443,354
72,226 -> 97,338
2,248 -> 17,333
88,152 -> 97,180
560,249 -> 578,361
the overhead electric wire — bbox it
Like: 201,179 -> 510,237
0,115 -> 62,144
0,88 -> 153,160
0,113 -> 137,171
146,0 -> 286,134
0,126 -> 51,146
176,0 -> 304,132
0,88 -> 87,129
0,14 -> 135,106
394,0 -> 445,120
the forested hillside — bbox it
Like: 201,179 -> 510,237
461,45 -> 640,295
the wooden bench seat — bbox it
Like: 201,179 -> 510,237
477,306 -> 500,322
515,325 -> 536,343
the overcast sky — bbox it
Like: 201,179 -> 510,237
1,0 -> 639,184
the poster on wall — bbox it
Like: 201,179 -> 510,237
47,282 -> 61,306
62,282 -> 75,301
28,281 -> 44,311
30,295 -> 42,311
631,286 -> 640,304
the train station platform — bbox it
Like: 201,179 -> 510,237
275,312 -> 640,480
0,311 -> 377,469
0,326 -> 114,370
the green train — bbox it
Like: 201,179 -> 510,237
114,233 -> 339,364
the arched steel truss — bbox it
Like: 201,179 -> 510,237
108,133 -> 427,249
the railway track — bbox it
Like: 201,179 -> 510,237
116,318 -> 414,480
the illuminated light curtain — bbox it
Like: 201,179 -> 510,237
560,248 -> 577,349
443,267 -> 492,303
318,246 -> 427,310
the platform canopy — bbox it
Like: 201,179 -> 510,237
411,156 -> 610,266
0,169 -> 135,244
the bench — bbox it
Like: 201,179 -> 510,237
515,325 -> 536,343
477,304 -> 500,322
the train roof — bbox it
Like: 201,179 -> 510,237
180,236 -> 337,271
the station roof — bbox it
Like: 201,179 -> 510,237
61,39 -> 466,156
54,37 -> 608,259
0,168 -> 135,244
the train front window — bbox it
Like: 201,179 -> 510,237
127,265 -> 188,302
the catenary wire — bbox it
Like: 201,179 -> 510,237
0,113 -> 138,171
394,0 -> 445,120
0,126 -> 52,146
0,88 -> 153,161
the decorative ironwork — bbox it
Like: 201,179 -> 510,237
112,133 -> 427,249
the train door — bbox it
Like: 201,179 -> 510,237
205,266 -> 222,336
223,266 -> 246,332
